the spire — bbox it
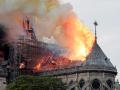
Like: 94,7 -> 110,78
23,16 -> 37,41
94,21 -> 98,43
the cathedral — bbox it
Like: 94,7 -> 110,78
0,19 -> 117,90
0,1 -> 118,90
38,42 -> 117,90
37,22 -> 117,90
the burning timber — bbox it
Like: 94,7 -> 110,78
0,37 -> 68,80
0,18 -> 72,83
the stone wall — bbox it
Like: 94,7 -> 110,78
56,72 -> 116,90
0,77 -> 6,90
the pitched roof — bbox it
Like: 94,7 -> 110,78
85,43 -> 114,67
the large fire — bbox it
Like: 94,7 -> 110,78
0,0 -> 95,72
33,53 -> 71,72
61,15 -> 95,61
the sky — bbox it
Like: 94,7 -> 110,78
61,0 -> 120,80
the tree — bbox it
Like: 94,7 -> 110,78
6,75 -> 66,90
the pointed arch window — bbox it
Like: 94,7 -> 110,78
106,79 -> 113,88
91,79 -> 101,89
79,79 -> 85,88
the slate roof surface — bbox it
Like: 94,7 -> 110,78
85,42 -> 114,67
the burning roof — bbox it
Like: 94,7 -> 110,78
0,0 -> 95,61
0,0 -> 96,73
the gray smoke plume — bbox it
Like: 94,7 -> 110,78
0,24 -> 8,43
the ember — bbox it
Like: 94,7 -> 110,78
34,63 -> 41,72
19,62 -> 25,69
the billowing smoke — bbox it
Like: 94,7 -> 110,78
0,0 -> 95,61
0,24 -> 10,61
0,24 -> 7,42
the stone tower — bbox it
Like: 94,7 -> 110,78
77,42 -> 117,90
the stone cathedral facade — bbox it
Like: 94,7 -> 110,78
39,42 -> 117,90
0,37 -> 117,90
0,17 -> 117,90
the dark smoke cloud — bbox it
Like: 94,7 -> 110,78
0,24 -> 7,42
0,24 -> 10,61
0,24 -> 7,43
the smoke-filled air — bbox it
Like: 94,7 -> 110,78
0,0 -> 95,61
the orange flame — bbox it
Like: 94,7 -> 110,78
61,16 -> 95,61
34,63 -> 41,72
0,0 -> 95,71
19,62 -> 25,69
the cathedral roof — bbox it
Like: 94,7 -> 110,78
36,42 -> 117,76
85,42 -> 114,68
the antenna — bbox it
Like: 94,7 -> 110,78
94,21 -> 98,42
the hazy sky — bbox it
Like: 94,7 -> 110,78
61,0 -> 120,80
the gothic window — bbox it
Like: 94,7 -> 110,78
79,79 -> 85,88
106,79 -> 113,88
91,79 -> 101,89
